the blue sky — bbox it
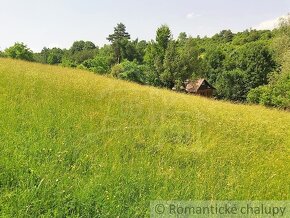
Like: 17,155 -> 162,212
0,0 -> 289,52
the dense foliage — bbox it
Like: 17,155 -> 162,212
247,16 -> 290,108
1,17 -> 290,108
4,43 -> 34,61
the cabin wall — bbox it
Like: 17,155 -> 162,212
197,89 -> 213,97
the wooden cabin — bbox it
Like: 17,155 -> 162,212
185,79 -> 216,97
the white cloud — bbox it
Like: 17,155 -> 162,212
254,15 -> 287,30
186,12 -> 201,19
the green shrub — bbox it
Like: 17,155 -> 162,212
111,60 -> 145,84
80,56 -> 111,74
247,73 -> 290,109
5,43 -> 34,61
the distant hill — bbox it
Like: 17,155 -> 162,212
0,59 -> 289,217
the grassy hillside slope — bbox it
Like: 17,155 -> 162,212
0,59 -> 289,217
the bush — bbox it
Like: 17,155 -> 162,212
247,73 -> 290,109
0,51 -> 5,57
247,86 -> 265,104
111,64 -> 124,77
5,43 -> 34,61
256,86 -> 273,106
111,60 -> 145,84
80,56 -> 111,74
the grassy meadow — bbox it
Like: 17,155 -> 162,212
0,58 -> 289,217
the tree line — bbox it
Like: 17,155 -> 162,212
1,15 -> 289,109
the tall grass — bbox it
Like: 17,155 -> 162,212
0,58 -> 289,217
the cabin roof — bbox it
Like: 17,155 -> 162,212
186,79 -> 216,93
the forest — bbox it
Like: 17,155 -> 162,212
1,15 -> 289,109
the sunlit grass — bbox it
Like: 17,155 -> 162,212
0,58 -> 289,217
